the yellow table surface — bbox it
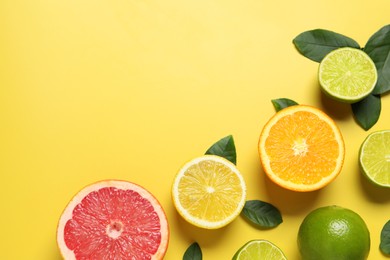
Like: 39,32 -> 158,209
1,0 -> 390,259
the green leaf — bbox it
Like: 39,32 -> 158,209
380,220 -> 390,255
351,94 -> 381,130
205,135 -> 236,165
183,242 -> 202,260
293,29 -> 360,62
241,200 -> 283,228
363,24 -> 390,95
271,98 -> 299,112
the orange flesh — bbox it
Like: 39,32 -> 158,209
264,111 -> 340,185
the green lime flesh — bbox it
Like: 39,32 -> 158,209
233,239 -> 287,260
359,130 -> 390,187
319,47 -> 377,103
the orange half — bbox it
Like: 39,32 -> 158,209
258,105 -> 345,192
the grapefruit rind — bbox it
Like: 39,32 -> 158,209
56,180 -> 169,260
258,105 -> 345,192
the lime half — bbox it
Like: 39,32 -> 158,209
359,130 -> 390,187
233,240 -> 287,260
319,47 -> 377,103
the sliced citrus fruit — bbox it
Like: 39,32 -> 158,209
258,105 -> 345,192
319,47 -> 377,103
232,239 -> 287,260
57,180 -> 169,259
359,130 -> 390,187
172,155 -> 246,229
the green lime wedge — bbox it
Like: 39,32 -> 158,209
318,47 -> 377,103
359,130 -> 390,187
232,240 -> 287,260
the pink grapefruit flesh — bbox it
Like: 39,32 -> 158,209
57,180 -> 169,259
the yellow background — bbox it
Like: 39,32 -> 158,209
1,0 -> 390,259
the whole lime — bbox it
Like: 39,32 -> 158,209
297,205 -> 370,260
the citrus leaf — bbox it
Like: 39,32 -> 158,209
271,98 -> 298,112
363,24 -> 390,95
205,135 -> 236,165
241,200 -> 283,228
351,94 -> 381,130
293,29 -> 360,62
183,242 -> 202,260
381,220 -> 390,255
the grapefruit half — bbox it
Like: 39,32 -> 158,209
57,180 -> 169,259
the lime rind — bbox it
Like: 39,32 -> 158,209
359,130 -> 390,187
298,205 -> 370,260
232,240 -> 287,260
319,47 -> 378,103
